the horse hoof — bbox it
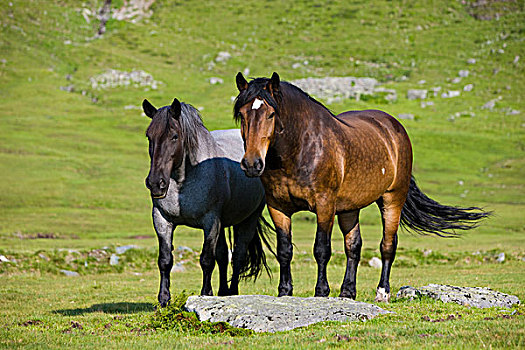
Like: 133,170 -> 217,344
374,287 -> 390,303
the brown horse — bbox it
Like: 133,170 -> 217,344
234,72 -> 489,302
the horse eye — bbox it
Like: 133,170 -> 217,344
268,112 -> 275,120
172,134 -> 179,141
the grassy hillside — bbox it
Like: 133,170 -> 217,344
0,0 -> 524,348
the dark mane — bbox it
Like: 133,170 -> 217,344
233,77 -> 335,122
147,102 -> 207,165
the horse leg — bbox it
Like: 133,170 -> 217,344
200,214 -> 221,296
216,228 -> 230,296
268,205 -> 293,296
314,204 -> 336,297
152,207 -> 175,307
338,210 -> 362,299
375,194 -> 403,302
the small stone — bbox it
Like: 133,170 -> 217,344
513,56 -> 520,64
368,257 -> 382,269
442,90 -> 460,98
458,70 -> 469,78
463,84 -> 474,92
60,269 -> 79,277
115,245 -> 138,255
171,262 -> 185,273
38,253 -> 50,261
398,113 -> 414,120
423,249 -> 432,257
417,80 -> 426,84
292,62 -> 301,69
176,246 -> 194,255
109,254 -> 119,265
421,101 -> 434,108
482,98 -> 500,110
451,77 -> 461,84
60,85 -> 74,93
458,180 -> 464,186
467,58 -> 476,64
407,89 -> 427,100
0,255 -> 10,263
209,77 -> 223,85
215,51 -> 231,62
506,109 -> 520,115
497,252 -> 505,263
243,67 -> 250,76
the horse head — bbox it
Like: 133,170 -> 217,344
143,98 -> 184,198
234,72 -> 283,177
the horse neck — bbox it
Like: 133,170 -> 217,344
274,87 -> 336,150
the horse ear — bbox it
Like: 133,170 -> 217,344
142,99 -> 157,118
236,72 -> 248,92
170,98 -> 182,120
267,72 -> 280,96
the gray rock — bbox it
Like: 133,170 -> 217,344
109,254 -> 119,265
368,257 -> 382,268
38,253 -> 50,261
291,76 -> 390,104
215,51 -> 231,63
115,245 -> 138,254
451,77 -> 462,84
407,89 -> 427,100
184,295 -> 391,332
482,97 -> 501,110
0,255 -> 10,263
171,262 -> 185,273
90,69 -> 161,90
459,70 -> 469,78
176,246 -> 194,255
506,109 -> 520,115
442,90 -> 460,98
398,114 -> 415,120
60,269 -> 79,277
497,252 -> 505,263
467,58 -> 476,64
209,77 -> 223,85
396,284 -> 520,308
464,84 -> 474,92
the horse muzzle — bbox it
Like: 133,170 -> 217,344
146,177 -> 169,199
240,157 -> 264,177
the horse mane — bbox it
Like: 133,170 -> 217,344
234,77 -> 335,122
147,102 -> 207,166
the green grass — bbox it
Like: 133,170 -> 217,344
0,0 -> 524,348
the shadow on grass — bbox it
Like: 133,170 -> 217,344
54,302 -> 154,316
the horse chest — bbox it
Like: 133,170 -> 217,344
262,172 -> 314,212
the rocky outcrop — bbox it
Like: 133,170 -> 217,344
184,295 -> 391,333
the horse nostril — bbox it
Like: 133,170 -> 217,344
145,177 -> 152,190
159,178 -> 167,189
254,158 -> 263,172
240,158 -> 249,170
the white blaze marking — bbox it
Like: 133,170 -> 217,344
251,98 -> 264,110
382,168 -> 385,175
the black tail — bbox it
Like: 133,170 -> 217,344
400,176 -> 491,237
238,216 -> 276,281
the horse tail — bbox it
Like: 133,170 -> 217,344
239,215 -> 275,281
400,176 -> 491,237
